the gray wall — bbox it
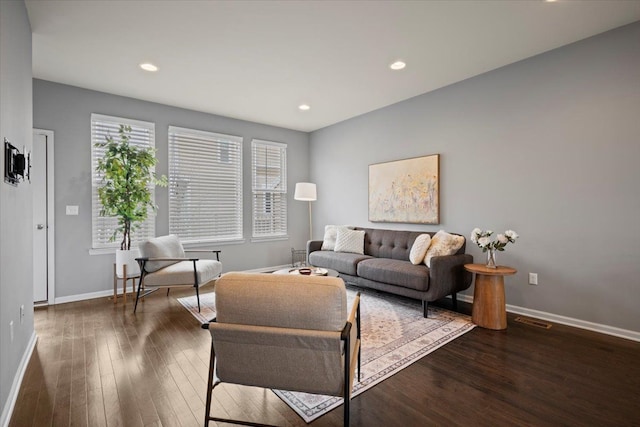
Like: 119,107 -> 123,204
33,80 -> 310,299
309,22 -> 640,333
0,0 -> 34,421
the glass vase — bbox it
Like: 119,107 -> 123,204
486,248 -> 497,269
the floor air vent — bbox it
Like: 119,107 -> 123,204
514,316 -> 552,329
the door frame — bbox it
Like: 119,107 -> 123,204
33,128 -> 55,305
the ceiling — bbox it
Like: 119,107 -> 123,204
26,1 -> 640,132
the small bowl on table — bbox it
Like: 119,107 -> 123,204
298,268 -> 312,275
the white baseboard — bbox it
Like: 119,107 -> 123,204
55,289 -> 113,305
1,332 -> 37,427
454,294 -> 640,342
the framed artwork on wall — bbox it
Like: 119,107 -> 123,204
368,154 -> 440,224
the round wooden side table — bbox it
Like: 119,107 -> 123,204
464,263 -> 517,330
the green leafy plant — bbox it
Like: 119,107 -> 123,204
95,125 -> 167,250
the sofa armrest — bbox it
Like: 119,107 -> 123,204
429,253 -> 474,296
306,240 -> 324,265
307,240 -> 323,253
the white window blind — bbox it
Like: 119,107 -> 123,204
252,139 -> 287,238
168,126 -> 243,243
91,114 -> 156,250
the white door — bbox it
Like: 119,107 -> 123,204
32,129 -> 54,303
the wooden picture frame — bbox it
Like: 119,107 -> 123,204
368,154 -> 440,224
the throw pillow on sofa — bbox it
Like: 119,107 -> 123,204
424,230 -> 464,267
334,228 -> 365,254
321,225 -> 353,250
409,233 -> 432,265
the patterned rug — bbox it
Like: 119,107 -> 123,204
178,286 -> 475,423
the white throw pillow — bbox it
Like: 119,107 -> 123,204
334,228 -> 365,254
321,225 -> 353,250
409,234 -> 432,265
424,230 -> 464,267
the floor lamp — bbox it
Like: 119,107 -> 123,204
294,182 -> 317,241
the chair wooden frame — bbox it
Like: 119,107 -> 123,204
202,292 -> 361,427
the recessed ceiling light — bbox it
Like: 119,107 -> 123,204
390,61 -> 406,70
139,63 -> 158,72
298,104 -> 310,111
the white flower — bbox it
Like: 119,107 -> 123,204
471,227 -> 519,253
470,228 -> 482,243
477,236 -> 491,248
505,230 -> 519,240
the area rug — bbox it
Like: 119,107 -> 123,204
178,287 -> 475,423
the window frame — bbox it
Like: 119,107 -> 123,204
251,139 -> 288,240
168,125 -> 244,245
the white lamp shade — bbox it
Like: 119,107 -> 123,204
294,182 -> 317,201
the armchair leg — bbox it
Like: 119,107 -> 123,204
452,293 -> 458,311
422,300 -> 428,318
205,342 -> 215,427
196,285 -> 201,312
343,331 -> 351,427
134,277 -> 143,313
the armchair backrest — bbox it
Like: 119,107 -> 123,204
210,272 -> 349,395
138,234 -> 185,272
215,272 -> 347,330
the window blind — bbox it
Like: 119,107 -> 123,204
168,126 -> 243,243
252,139 -> 287,238
91,114 -> 156,250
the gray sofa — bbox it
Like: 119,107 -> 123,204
307,227 -> 473,317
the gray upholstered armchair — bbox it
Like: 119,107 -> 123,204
134,234 -> 222,313
202,272 -> 361,427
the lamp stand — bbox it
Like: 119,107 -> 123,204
308,200 -> 313,241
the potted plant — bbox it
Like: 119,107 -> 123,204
95,124 -> 167,276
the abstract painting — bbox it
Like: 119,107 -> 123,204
369,154 -> 439,224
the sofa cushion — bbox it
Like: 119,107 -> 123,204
335,228 -> 365,254
409,233 -> 432,265
143,259 -> 222,287
357,258 -> 430,291
138,234 -> 185,273
321,225 -> 353,251
424,230 -> 465,267
309,250 -> 373,276
357,228 -> 423,261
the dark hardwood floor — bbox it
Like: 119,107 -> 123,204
10,286 -> 640,427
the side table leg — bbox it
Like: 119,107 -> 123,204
472,274 -> 507,330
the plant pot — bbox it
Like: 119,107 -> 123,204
116,248 -> 140,277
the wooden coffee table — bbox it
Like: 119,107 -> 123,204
273,267 -> 339,277
464,263 -> 517,330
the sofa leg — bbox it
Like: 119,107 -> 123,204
452,293 -> 458,311
422,300 -> 428,318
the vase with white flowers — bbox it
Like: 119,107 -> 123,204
470,228 -> 519,268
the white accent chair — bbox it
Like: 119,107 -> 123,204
134,235 -> 222,313
202,272 -> 361,426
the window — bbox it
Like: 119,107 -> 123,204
252,139 -> 287,238
91,114 -> 156,250
168,126 -> 243,243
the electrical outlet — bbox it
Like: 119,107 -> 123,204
10,321 -> 14,342
20,305 -> 25,324
529,273 -> 538,285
